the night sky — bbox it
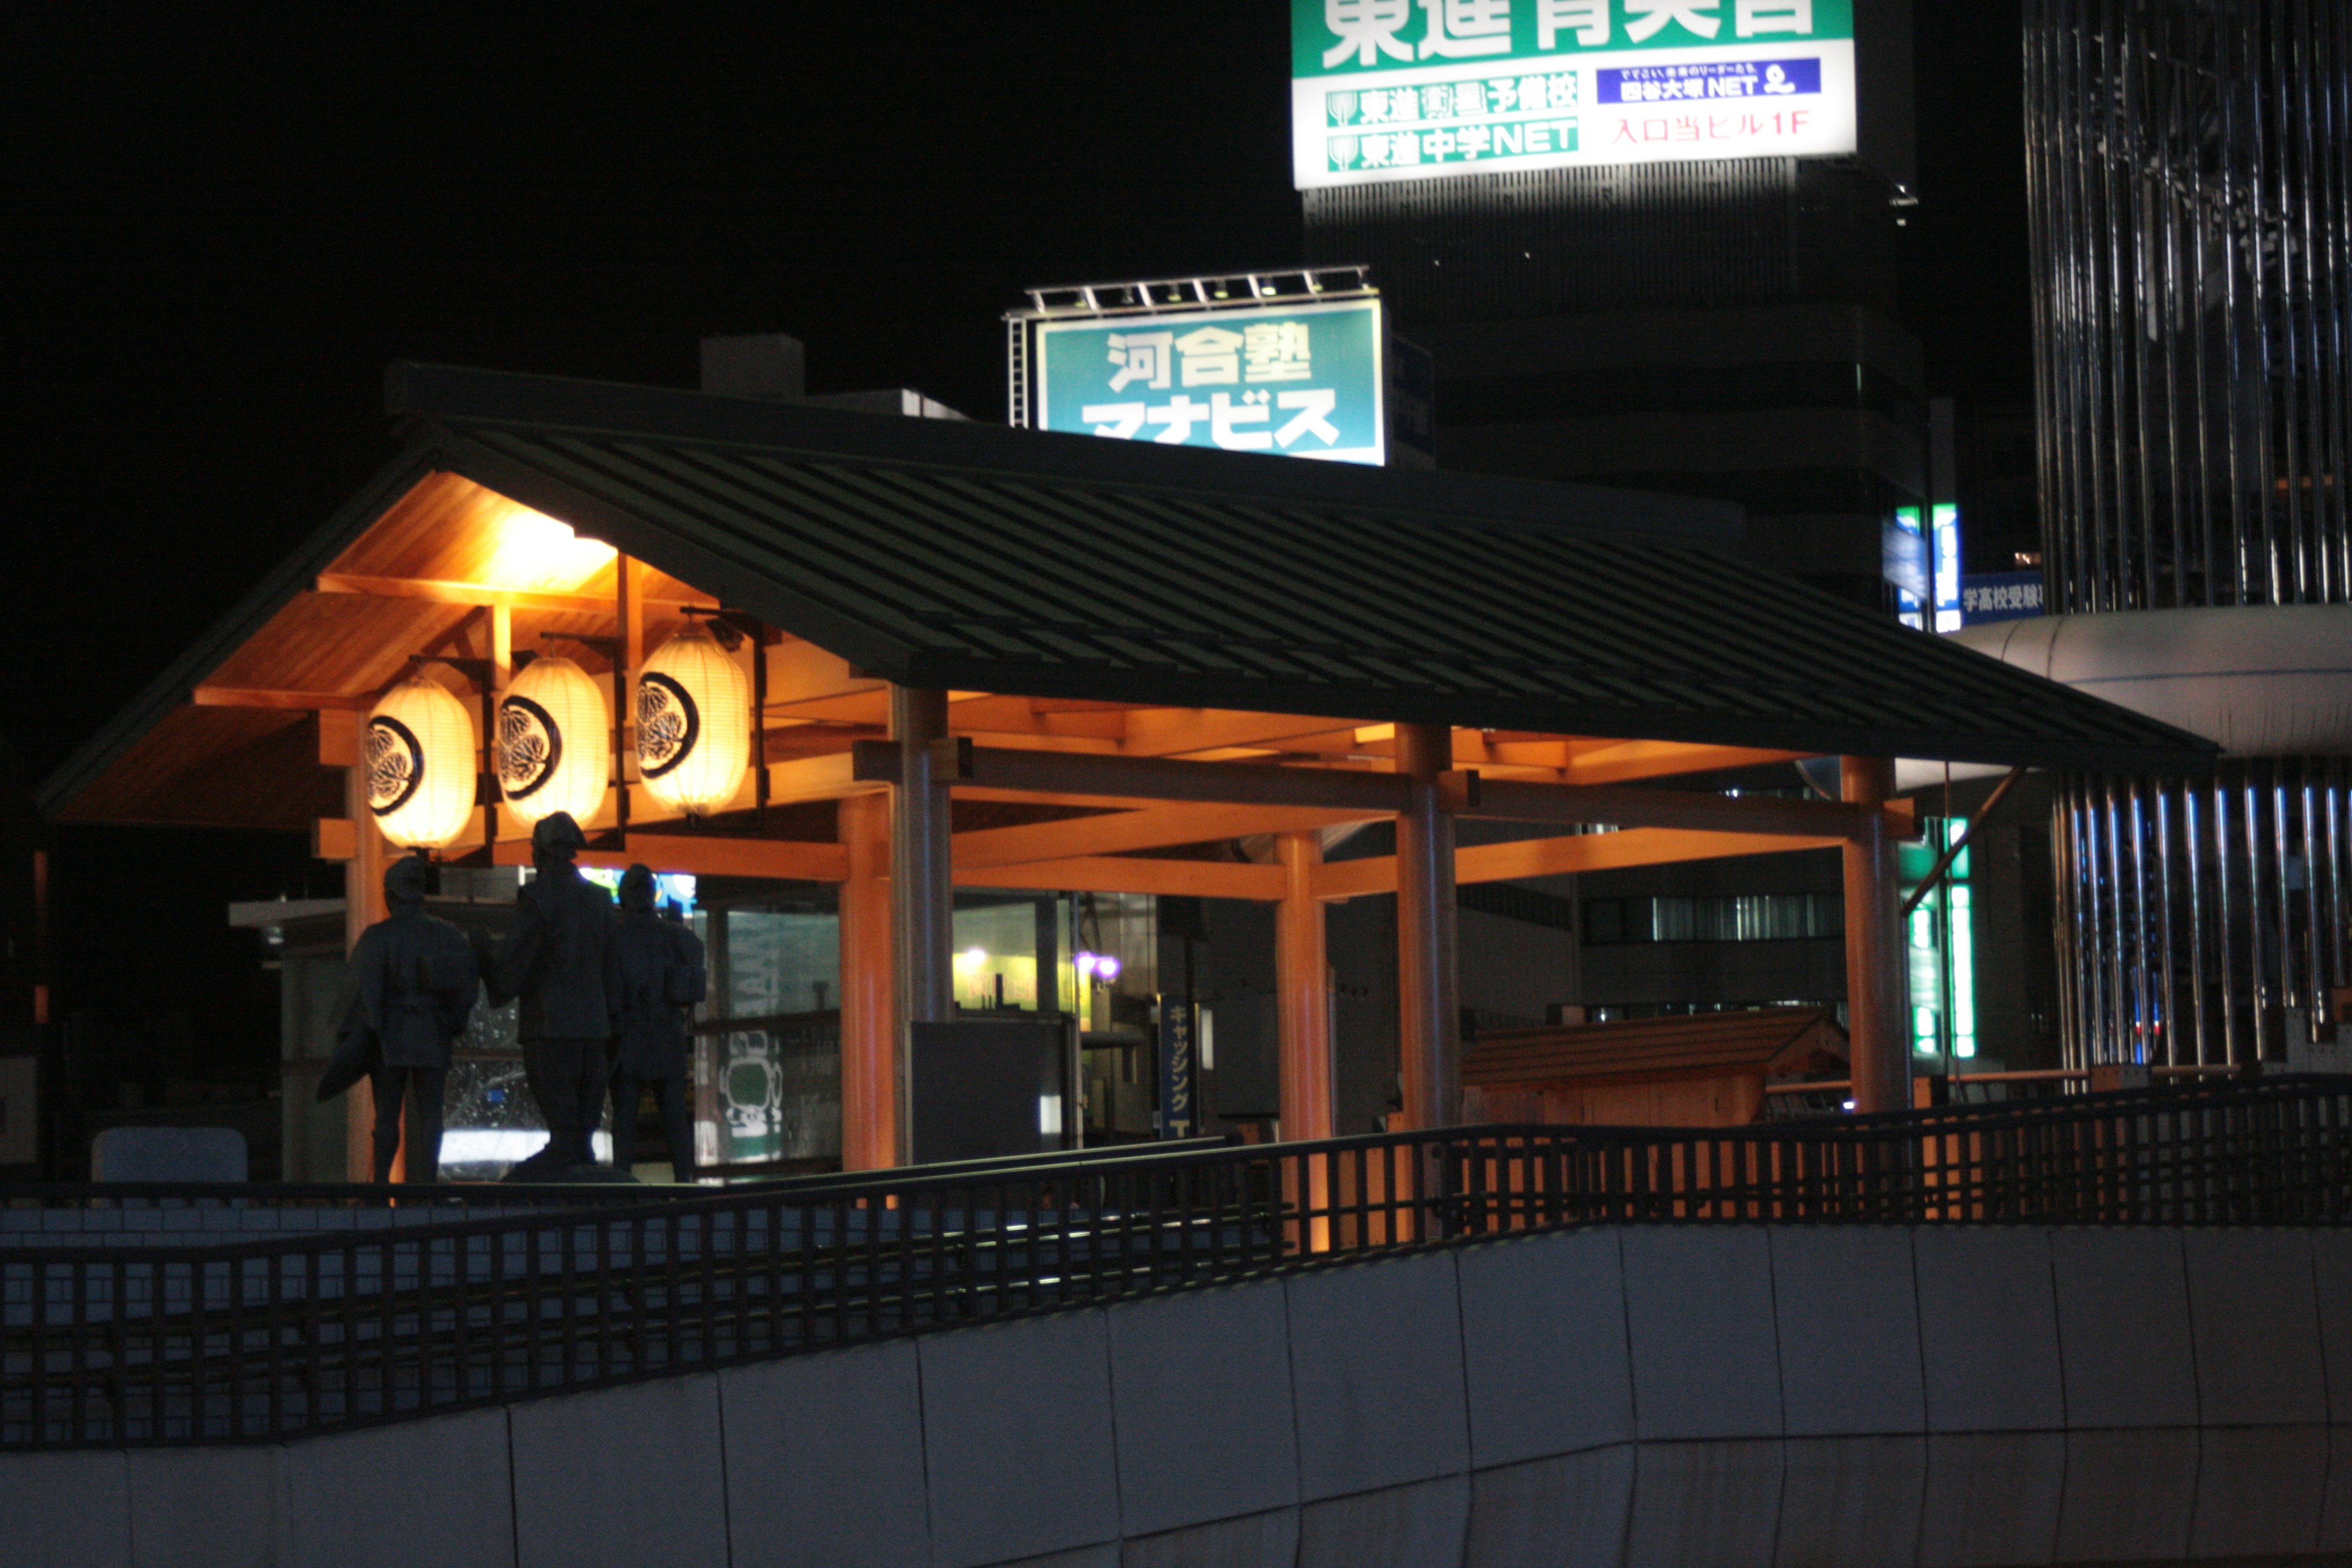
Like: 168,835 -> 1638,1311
5,3 -> 2031,1068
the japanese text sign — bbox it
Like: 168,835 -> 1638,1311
1960,571 -> 2046,627
1033,298 -> 1387,466
1294,0 -> 1856,189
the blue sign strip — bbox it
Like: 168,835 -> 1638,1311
1597,58 -> 1820,104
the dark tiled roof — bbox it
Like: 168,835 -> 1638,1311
395,363 -> 2208,772
37,363 -> 2214,817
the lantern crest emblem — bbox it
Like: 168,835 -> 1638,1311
365,716 -> 424,815
635,620 -> 749,816
496,695 -> 562,799
636,672 -> 701,780
364,674 -> 478,849
496,655 -> 609,829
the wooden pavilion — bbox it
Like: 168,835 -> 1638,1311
40,363 -> 2210,1175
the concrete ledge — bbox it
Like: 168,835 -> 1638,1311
127,1444 -> 280,1568
2311,1231 -> 2352,1423
1622,1227 -> 1781,1441
1286,1253 -> 1471,1501
1463,1447 -> 1634,1568
1913,1228 -> 2064,1433
2184,1229 -> 2326,1426
1108,1280 -> 1298,1537
1915,1432 -> 2064,1568
2193,1425 -> 2328,1559
922,1310 -> 1120,1568
1120,1507 -> 1298,1568
0,1449 -> 130,1568
1771,1436 -> 1925,1568
1297,1476 -> 1471,1568
2050,1229 -> 2196,1429
1770,1228 -> 1924,1438
721,1340 -> 930,1568
983,1548 -> 1119,1568
2054,1427 -> 2197,1562
281,1407 -> 515,1568
1456,1229 -> 1633,1467
1625,1439 -> 1782,1568
510,1375 -> 728,1568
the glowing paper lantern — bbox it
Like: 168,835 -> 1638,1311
636,622 -> 750,816
366,675 -> 478,849
496,655 -> 610,829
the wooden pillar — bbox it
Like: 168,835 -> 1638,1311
342,762 -> 388,1182
1841,756 -> 1909,1115
839,791 -> 898,1170
1394,723 -> 1461,1129
1276,832 -> 1333,1144
891,686 -> 954,1159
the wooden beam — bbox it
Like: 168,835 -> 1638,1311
492,834 -> 850,881
765,638 -> 886,707
959,855 -> 1286,901
1559,741 -> 1812,785
856,741 -> 1411,812
954,802 -> 1371,869
766,750 -> 884,805
1311,827 -> 1841,900
838,793 -> 896,1170
1460,775 -> 1885,840
1276,833 -> 1333,1142
313,572 -> 696,617
1120,708 -> 1367,758
194,686 -> 374,712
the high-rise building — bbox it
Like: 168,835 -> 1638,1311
1288,1 -> 1942,1046
1298,1 -> 1921,610
2024,0 -> 2352,1065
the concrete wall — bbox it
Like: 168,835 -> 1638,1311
7,1224 -> 2350,1568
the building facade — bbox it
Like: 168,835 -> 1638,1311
2026,0 -> 2352,1065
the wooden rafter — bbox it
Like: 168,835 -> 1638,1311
954,802 -> 1371,869
1313,827 -> 1841,900
314,572 -> 699,617
958,855 -> 1285,900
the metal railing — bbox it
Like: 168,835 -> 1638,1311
6,1076 -> 2349,1449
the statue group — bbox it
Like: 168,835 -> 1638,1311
322,812 -> 707,1185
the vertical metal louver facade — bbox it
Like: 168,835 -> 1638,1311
2027,0 -> 2352,1065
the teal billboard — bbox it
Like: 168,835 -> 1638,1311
1033,297 -> 1388,466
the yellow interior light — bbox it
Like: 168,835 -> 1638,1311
477,505 -> 619,593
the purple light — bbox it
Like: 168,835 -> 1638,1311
1074,952 -> 1099,979
1094,954 -> 1122,981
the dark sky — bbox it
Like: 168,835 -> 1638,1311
6,1 -> 2030,783
3,3 -> 2032,1058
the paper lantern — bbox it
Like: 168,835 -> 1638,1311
496,655 -> 610,829
636,622 -> 750,816
366,676 -> 478,850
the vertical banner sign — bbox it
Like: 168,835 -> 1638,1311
1158,996 -> 1197,1139
1294,0 -> 1858,190
1033,298 -> 1389,466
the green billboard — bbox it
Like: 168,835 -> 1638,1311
1294,0 -> 1858,189
1033,297 -> 1388,466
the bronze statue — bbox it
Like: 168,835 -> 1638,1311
482,812 -> 621,1178
340,853 -> 478,1183
609,864 -> 707,1180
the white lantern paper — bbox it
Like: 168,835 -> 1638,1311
636,622 -> 750,816
496,655 -> 610,829
366,675 -> 478,850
